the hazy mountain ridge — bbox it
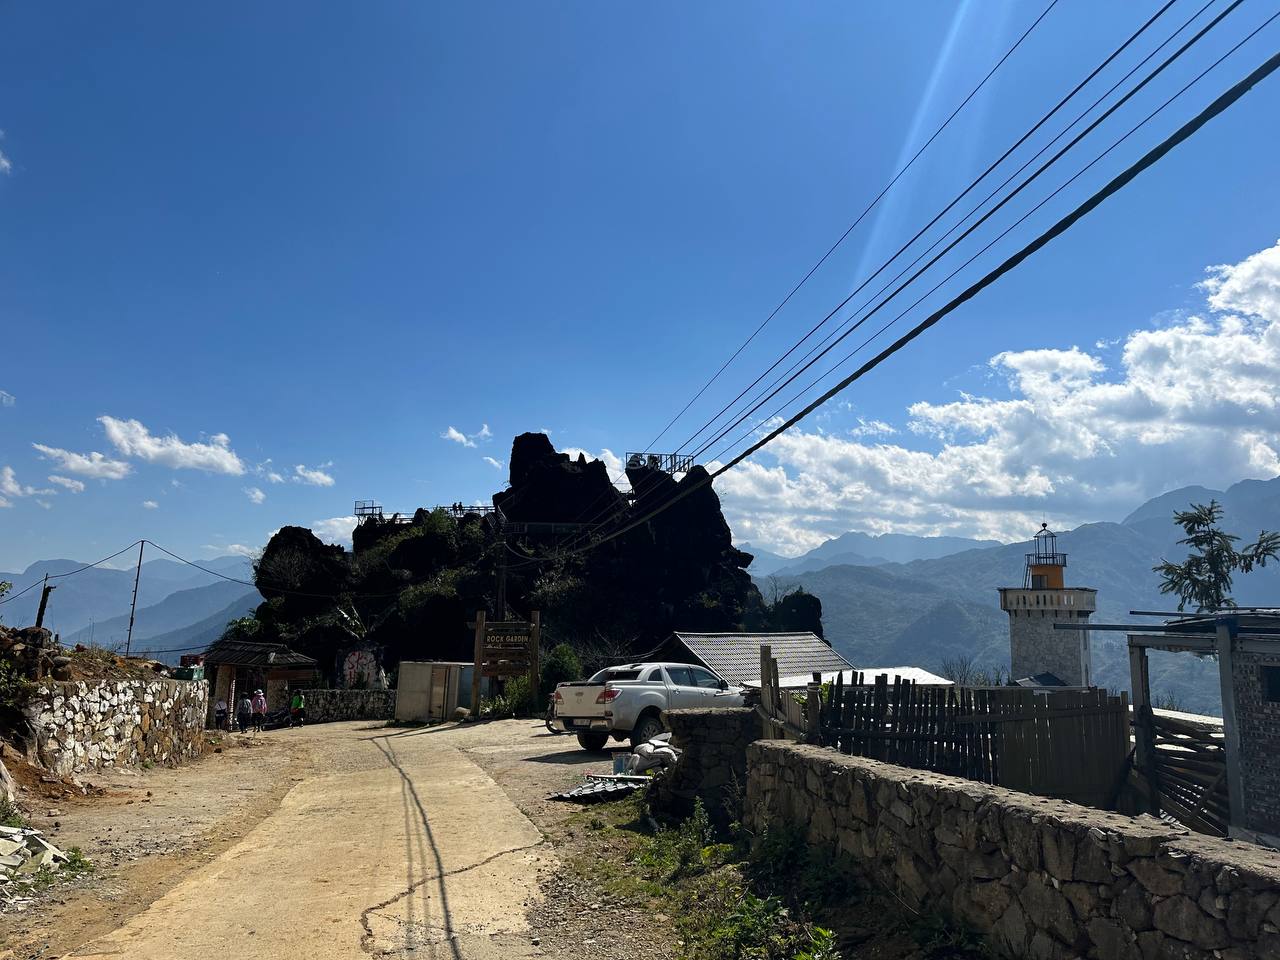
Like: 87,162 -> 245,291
761,476 -> 1280,716
0,555 -> 255,646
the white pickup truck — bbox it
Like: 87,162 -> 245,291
551,661 -> 746,751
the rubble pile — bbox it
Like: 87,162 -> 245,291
0,824 -> 72,910
0,625 -> 66,681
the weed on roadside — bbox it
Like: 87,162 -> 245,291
0,795 -> 29,829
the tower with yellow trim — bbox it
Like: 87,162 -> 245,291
997,523 -> 1097,686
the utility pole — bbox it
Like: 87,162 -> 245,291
34,574 -> 56,630
125,541 -> 144,656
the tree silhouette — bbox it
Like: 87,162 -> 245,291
1153,500 -> 1280,611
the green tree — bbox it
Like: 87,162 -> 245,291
539,642 -> 582,700
1154,500 -> 1280,611
0,580 -> 10,625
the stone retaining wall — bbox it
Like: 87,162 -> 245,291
25,679 -> 208,775
651,707 -> 759,825
746,741 -> 1280,960
304,689 -> 396,724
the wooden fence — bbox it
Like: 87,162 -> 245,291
1148,712 -> 1228,836
756,648 -> 1131,810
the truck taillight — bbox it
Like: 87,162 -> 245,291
553,690 -> 563,701
596,688 -> 621,704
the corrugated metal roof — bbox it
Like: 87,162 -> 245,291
673,631 -> 852,686
203,639 -> 318,669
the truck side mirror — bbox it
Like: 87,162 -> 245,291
718,678 -> 729,690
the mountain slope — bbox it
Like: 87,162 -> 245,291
63,580 -> 261,648
132,593 -> 263,662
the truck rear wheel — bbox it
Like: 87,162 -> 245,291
630,714 -> 665,749
576,732 -> 609,752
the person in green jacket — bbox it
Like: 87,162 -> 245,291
290,690 -> 306,727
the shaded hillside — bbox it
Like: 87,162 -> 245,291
242,433 -> 822,679
0,555 -> 253,638
132,593 -> 263,662
765,481 -> 1280,716
64,580 -> 261,649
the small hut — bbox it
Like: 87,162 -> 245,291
202,638 -> 319,726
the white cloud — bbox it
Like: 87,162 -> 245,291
0,497 -> 10,508
48,475 -> 85,493
0,390 -> 14,407
141,500 -> 159,510
255,460 -> 286,484
0,466 -> 54,498
442,426 -> 475,447
32,443 -> 132,480
849,418 -> 897,438
244,486 -> 266,504
225,543 -> 260,558
35,499 -> 52,510
483,456 -> 504,470
441,424 -> 492,448
312,516 -> 357,546
293,463 -> 334,487
713,240 -> 1280,554
99,416 -> 245,475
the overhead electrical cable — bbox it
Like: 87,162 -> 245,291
679,0 -> 1235,463
541,40 -> 1280,563
641,0 -> 1063,455
709,7 -> 1280,467
682,0 -> 1249,465
554,0 -> 1067,543
0,540 -> 146,605
550,0 -> 1218,555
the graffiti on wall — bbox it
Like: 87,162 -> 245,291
343,648 -> 387,690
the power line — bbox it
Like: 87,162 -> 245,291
556,0 -> 1065,541
674,0 -> 1202,461
643,0 -> 1063,454
709,5 -> 1280,467
683,0 -> 1248,465
0,540 -> 145,605
540,41 -> 1280,564
542,0 -> 1218,558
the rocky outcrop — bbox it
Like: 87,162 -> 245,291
747,740 -> 1280,960
246,433 -> 823,682
25,679 -> 207,775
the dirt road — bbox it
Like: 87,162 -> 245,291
2,719 -> 631,960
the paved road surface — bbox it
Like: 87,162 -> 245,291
71,722 -> 552,959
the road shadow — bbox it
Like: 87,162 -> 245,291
523,750 -> 621,766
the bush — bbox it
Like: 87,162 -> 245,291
505,675 -> 538,717
540,642 -> 582,700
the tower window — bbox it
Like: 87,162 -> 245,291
1031,574 -> 1048,589
1263,665 -> 1280,703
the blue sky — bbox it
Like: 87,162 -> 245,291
3,1 -> 1280,569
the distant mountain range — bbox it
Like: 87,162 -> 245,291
743,530 -> 1002,576
756,476 -> 1280,716
0,555 -> 259,660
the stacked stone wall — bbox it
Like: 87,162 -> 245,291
651,707 -> 759,825
746,741 -> 1280,959
304,689 -> 396,724
25,679 -> 207,775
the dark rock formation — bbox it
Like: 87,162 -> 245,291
244,434 -> 822,682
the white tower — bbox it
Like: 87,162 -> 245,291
997,524 -> 1096,686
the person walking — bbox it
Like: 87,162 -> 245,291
251,689 -> 268,732
236,693 -> 253,733
214,698 -> 228,730
289,690 -> 306,727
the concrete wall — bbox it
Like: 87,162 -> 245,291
305,688 -> 396,724
1232,650 -> 1280,839
746,740 -> 1280,960
25,679 -> 207,775
651,707 -> 759,825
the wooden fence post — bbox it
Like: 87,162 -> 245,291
805,676 -> 821,743
471,609 -> 486,716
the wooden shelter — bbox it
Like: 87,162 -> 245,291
202,638 -> 319,727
